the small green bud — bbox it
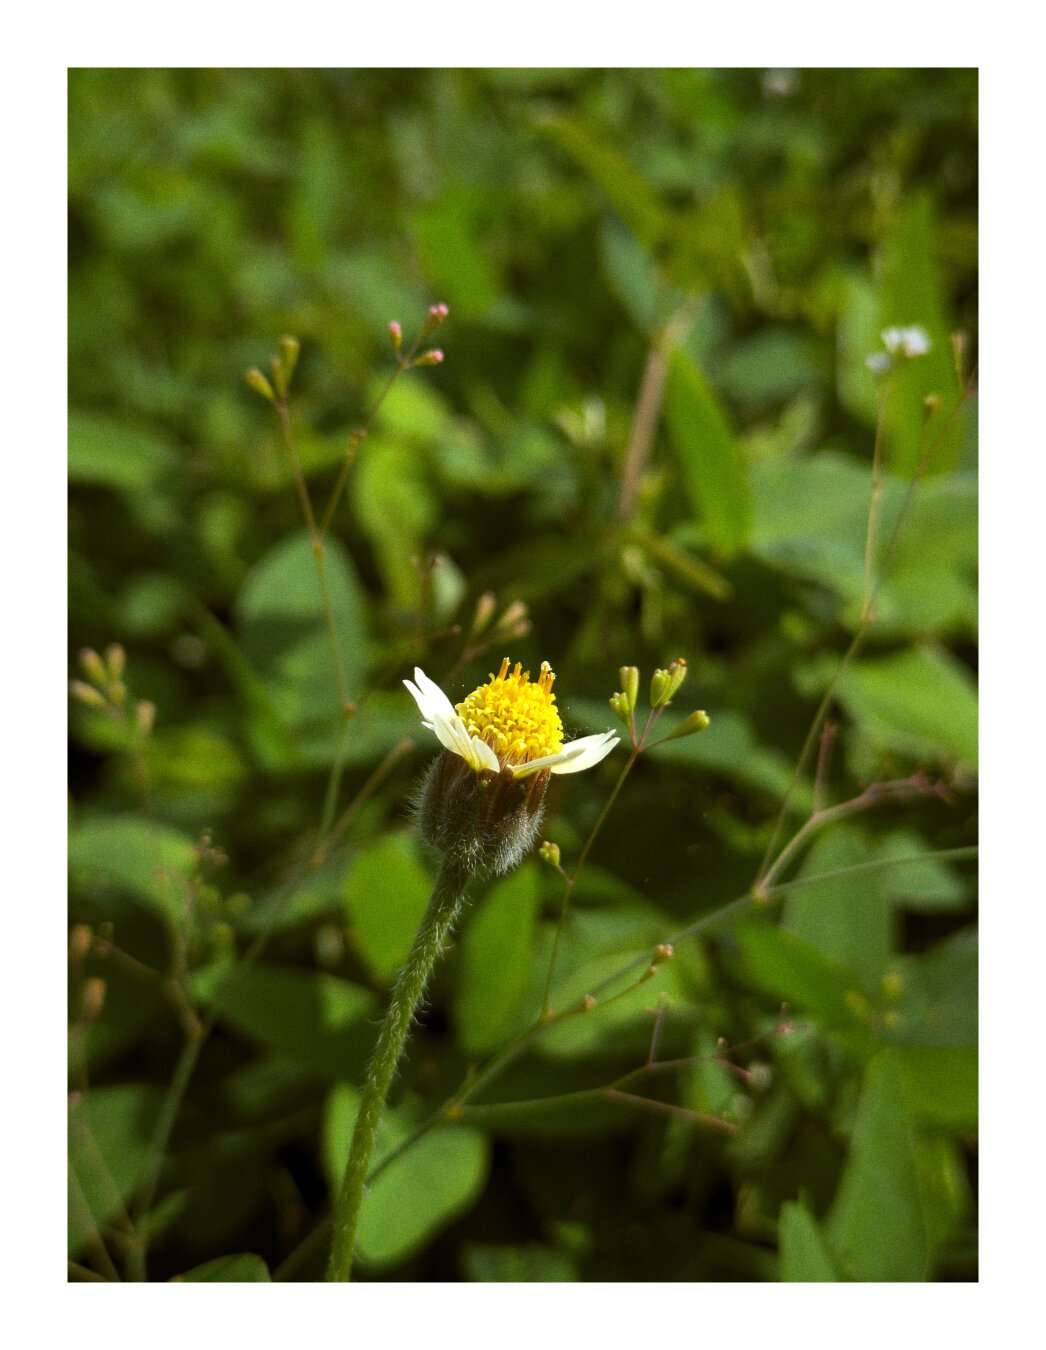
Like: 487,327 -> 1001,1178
81,977 -> 107,1023
388,320 -> 403,352
609,692 -> 631,724
649,669 -> 670,706
494,600 -> 529,634
469,591 -> 498,640
79,648 -> 107,685
662,708 -> 710,741
279,335 -> 300,387
104,644 -> 126,682
538,840 -> 561,868
70,680 -> 107,710
135,700 -> 156,736
412,348 -> 444,367
619,666 -> 639,712
245,367 -> 275,401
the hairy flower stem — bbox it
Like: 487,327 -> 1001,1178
327,857 -> 472,1282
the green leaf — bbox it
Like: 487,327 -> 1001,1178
882,1045 -> 977,1130
68,815 -> 198,920
191,964 -> 377,1078
353,438 -> 437,610
536,115 -> 668,250
879,193 -> 962,477
68,412 -> 180,532
342,833 -> 433,983
455,864 -> 542,1056
175,1253 -> 271,1281
463,1242 -> 577,1281
778,1202 -> 838,1282
664,349 -> 750,556
736,923 -> 867,1029
837,645 -> 978,770
890,930 -> 978,1047
826,1056 -> 930,1280
783,829 -> 893,992
323,1085 -> 489,1269
236,529 -> 368,726
68,1083 -> 164,1259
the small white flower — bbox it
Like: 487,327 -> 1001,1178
404,661 -> 618,781
881,325 -> 931,358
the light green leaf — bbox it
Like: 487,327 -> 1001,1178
784,829 -> 893,992
827,1056 -> 930,1280
342,833 -> 433,983
664,349 -> 750,556
890,930 -> 978,1047
456,865 -> 542,1056
837,645 -> 978,770
69,1084 -> 164,1259
174,1253 -> 271,1282
536,115 -> 668,249
882,1045 -> 977,1130
736,924 -> 866,1030
68,815 -> 198,919
779,1202 -> 838,1282
323,1085 -> 489,1269
236,529 -> 368,726
69,412 -> 180,532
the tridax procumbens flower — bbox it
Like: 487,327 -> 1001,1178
405,659 -> 618,779
407,659 -> 619,876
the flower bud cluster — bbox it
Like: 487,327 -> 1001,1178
608,656 -> 710,745
71,645 -> 156,740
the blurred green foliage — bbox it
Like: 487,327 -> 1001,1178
68,68 -> 977,1283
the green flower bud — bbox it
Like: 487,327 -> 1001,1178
245,367 -> 275,401
662,709 -> 710,741
619,666 -> 639,712
538,840 -> 561,868
416,751 -> 550,878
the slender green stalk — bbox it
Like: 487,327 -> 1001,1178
327,858 -> 472,1282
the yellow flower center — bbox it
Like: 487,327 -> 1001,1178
456,658 -> 564,765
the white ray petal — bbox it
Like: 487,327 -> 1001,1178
470,736 -> 501,773
413,667 -> 457,719
511,731 -> 619,778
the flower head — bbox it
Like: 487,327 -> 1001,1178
404,659 -> 618,780
407,660 -> 619,877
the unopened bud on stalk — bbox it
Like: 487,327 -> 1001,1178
245,367 -> 275,401
70,680 -> 107,710
135,700 -> 156,736
538,840 -> 561,868
469,592 -> 498,640
69,925 -> 93,963
388,320 -> 403,352
609,691 -> 631,724
279,335 -> 300,388
651,657 -> 688,708
619,666 -> 639,713
663,709 -> 711,741
422,302 -> 449,336
79,648 -> 107,685
494,600 -> 529,634
104,645 -> 126,682
82,977 -> 107,1022
413,348 -> 444,367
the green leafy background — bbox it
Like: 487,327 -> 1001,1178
68,69 -> 977,1282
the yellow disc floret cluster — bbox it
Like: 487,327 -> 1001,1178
456,658 -> 565,766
